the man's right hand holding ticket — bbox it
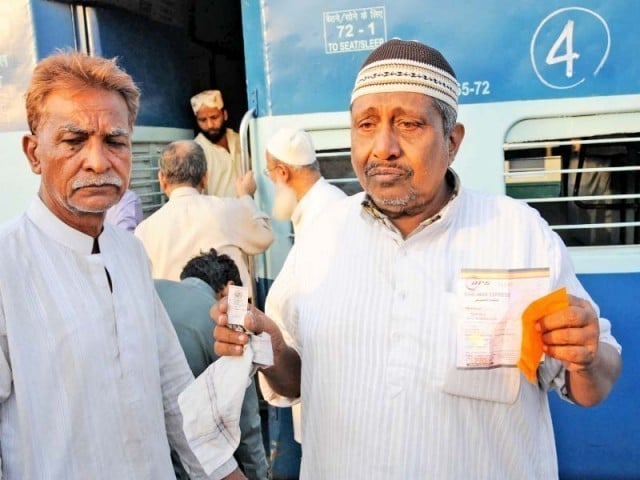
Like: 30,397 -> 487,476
212,298 -> 302,398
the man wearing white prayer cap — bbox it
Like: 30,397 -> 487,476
264,127 -> 345,238
191,89 -> 244,198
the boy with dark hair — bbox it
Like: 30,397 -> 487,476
180,248 -> 242,299
155,249 -> 268,480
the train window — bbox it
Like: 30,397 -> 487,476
504,113 -> 640,247
317,148 -> 362,196
131,141 -> 168,218
304,126 -> 362,196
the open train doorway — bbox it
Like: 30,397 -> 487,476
186,0 -> 248,132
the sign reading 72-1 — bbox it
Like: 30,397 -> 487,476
530,7 -> 610,90
323,6 -> 387,54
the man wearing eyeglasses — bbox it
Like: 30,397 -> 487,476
263,128 -> 346,240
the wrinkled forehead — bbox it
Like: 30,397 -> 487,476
39,88 -> 131,133
351,91 -> 434,115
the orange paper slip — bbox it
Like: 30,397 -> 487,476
517,287 -> 569,383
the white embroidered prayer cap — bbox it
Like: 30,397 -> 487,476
351,38 -> 460,113
190,89 -> 224,114
266,127 -> 316,166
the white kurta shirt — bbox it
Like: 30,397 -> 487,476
0,197 -> 236,480
135,186 -> 273,291
290,176 -> 346,238
262,178 -> 621,479
288,176 -> 346,442
195,130 -> 243,198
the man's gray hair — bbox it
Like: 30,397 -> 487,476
158,140 -> 207,186
433,98 -> 457,137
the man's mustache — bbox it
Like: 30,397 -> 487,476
364,163 -> 413,176
72,175 -> 124,190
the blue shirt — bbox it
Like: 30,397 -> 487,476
155,277 -> 268,479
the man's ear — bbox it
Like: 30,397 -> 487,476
199,172 -> 208,192
447,123 -> 465,165
22,134 -> 42,174
158,171 -> 169,193
278,164 -> 291,183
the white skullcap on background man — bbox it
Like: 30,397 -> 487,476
190,90 -> 224,114
266,127 -> 315,166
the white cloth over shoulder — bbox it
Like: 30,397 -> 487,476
179,333 -> 273,476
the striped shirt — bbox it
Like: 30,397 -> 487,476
0,197 -> 235,480
262,177 -> 621,479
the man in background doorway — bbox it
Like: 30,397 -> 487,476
192,90 -> 243,197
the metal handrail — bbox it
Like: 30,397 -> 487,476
239,108 -> 256,174
238,108 -> 258,302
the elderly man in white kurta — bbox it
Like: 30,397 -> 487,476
208,39 -> 622,479
264,127 -> 346,240
135,140 -> 273,293
0,50 -> 243,479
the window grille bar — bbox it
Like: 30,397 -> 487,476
551,221 -> 640,230
504,136 -> 640,151
523,193 -> 640,203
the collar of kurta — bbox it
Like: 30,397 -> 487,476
168,186 -> 201,199
361,168 -> 460,234
27,196 -> 103,255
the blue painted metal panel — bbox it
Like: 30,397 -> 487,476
0,1 -> 39,131
30,0 -> 76,58
1,1 -> 90,130
241,0 -> 267,116
28,1 -> 192,129
551,272 -> 640,479
241,1 -> 639,116
90,8 -> 193,128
